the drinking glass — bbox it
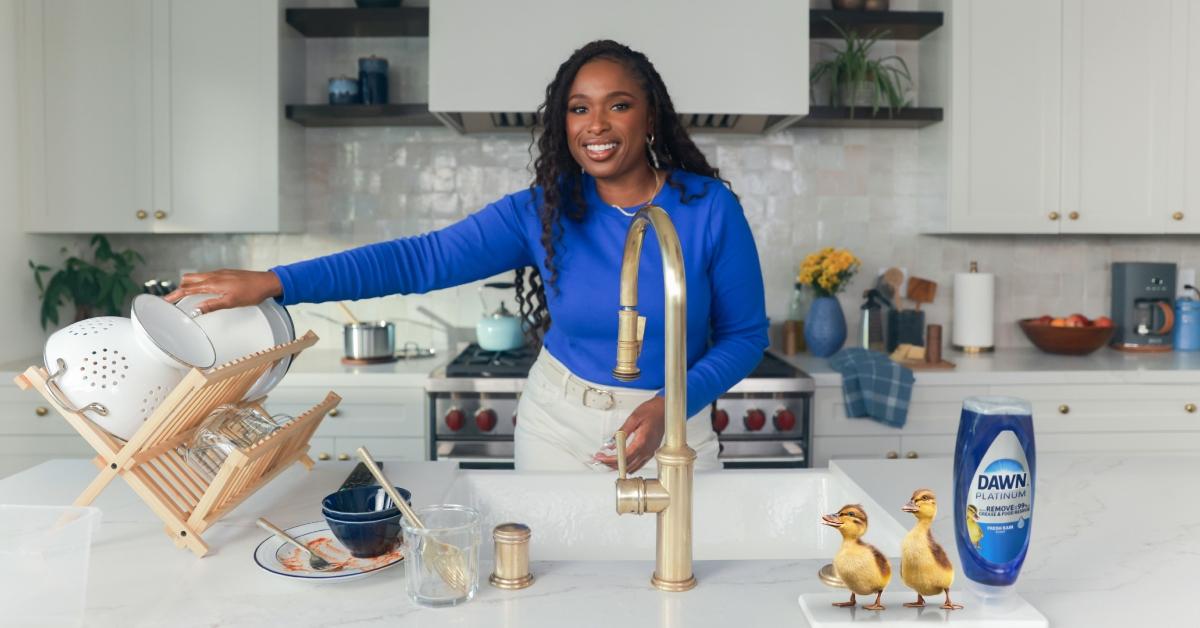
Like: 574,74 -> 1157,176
401,505 -> 481,607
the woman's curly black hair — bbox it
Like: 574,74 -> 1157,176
516,39 -> 732,350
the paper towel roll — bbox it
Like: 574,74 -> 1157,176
953,271 -> 995,350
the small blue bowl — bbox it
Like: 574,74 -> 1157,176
324,510 -> 404,558
322,486 -> 412,522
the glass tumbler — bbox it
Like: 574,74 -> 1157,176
401,505 -> 481,607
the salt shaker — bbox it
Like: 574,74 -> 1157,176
489,522 -> 534,589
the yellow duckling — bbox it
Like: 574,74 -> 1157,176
966,504 -> 984,549
900,489 -> 963,610
822,504 -> 891,611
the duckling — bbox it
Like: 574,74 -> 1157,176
821,504 -> 891,611
966,503 -> 984,549
900,489 -> 963,610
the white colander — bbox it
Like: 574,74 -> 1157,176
42,301 -> 215,442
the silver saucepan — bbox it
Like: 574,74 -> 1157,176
308,313 -> 395,360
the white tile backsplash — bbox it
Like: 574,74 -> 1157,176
95,9 -> 1200,354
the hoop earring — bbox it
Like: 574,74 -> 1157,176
647,134 -> 660,170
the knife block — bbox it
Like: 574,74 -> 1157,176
13,331 -> 339,557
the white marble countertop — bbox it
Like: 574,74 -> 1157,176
1,453 -> 1194,627
779,346 -> 1200,386
0,348 -> 447,389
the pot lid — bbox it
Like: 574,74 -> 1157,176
132,295 -> 217,369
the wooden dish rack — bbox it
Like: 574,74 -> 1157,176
13,330 -> 340,557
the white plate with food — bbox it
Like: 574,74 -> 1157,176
252,520 -> 404,582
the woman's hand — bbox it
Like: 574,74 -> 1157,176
163,269 -> 283,315
594,396 -> 666,473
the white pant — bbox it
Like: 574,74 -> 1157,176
514,348 -> 720,473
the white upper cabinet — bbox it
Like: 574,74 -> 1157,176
935,0 -> 1196,234
945,0 -> 1063,234
19,0 -> 300,233
1060,0 -> 1176,234
20,0 -> 153,233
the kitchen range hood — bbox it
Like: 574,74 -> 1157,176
429,0 -> 808,134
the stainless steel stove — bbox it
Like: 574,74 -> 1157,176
425,344 -> 814,469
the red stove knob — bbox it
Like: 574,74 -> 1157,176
445,408 -> 466,432
743,408 -> 766,431
475,408 -> 498,432
711,408 -> 730,433
773,408 -> 797,432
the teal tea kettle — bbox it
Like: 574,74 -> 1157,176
477,282 -> 525,351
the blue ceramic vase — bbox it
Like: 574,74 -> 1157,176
805,296 -> 846,358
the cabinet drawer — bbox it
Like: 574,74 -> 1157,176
335,437 -> 425,462
0,400 -> 79,435
0,435 -> 95,456
811,436 -> 902,468
267,387 -> 425,439
307,437 -> 336,463
814,384 -> 987,437
991,384 -> 1200,432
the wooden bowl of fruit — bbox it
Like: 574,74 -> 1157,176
1018,314 -> 1115,355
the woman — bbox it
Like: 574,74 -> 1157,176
166,40 -> 768,473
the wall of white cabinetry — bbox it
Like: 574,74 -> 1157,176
811,381 -> 1200,467
0,379 -> 429,479
921,0 -> 1199,235
17,0 -> 303,234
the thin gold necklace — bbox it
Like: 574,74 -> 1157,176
609,169 -> 662,217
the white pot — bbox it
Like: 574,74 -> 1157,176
41,296 -> 216,441
174,294 -> 295,401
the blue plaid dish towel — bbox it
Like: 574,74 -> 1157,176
828,348 -> 914,428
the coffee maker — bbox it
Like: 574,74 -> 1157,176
1111,262 -> 1176,351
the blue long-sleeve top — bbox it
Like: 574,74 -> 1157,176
272,170 -> 769,417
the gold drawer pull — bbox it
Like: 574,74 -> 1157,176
1058,404 -> 1070,414
1173,212 -> 1184,221
337,453 -> 350,461
317,452 -> 331,461
905,451 -> 919,459
35,406 -> 49,417
1048,211 -> 1060,221
136,210 -> 148,220
1186,403 -> 1196,414
329,408 -> 341,417
886,451 -> 899,459
1068,211 -> 1079,220
154,210 -> 167,220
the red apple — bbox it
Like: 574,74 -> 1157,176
1033,315 -> 1053,325
1065,314 -> 1088,328
1093,316 -> 1114,328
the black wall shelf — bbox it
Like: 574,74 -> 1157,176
285,104 -> 440,128
810,9 -> 943,40
793,106 -> 943,129
284,7 -> 940,41
285,7 -> 428,37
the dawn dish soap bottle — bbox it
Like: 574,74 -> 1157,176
953,396 -> 1036,589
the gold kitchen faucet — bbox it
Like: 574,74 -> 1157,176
611,205 -> 696,592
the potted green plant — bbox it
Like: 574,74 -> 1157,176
809,19 -> 913,117
29,235 -> 145,329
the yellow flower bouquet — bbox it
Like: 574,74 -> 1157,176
797,247 -> 861,298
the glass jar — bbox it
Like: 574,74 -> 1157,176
788,282 -> 813,321
185,404 -> 281,481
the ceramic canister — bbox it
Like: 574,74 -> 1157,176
358,56 -> 389,104
328,76 -> 361,105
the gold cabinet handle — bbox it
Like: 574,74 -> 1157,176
154,210 -> 167,220
1186,403 -> 1196,414
136,210 -> 148,220
1048,211 -> 1060,221
905,451 -> 919,459
337,453 -> 350,461
1058,404 -> 1070,414
1173,212 -> 1184,221
1068,211 -> 1079,220
329,408 -> 341,417
317,452 -> 331,461
886,451 -> 899,459
35,406 -> 49,417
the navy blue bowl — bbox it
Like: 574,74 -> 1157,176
322,486 -> 412,522
324,510 -> 404,558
